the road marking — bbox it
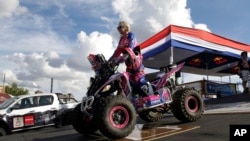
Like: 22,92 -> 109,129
87,124 -> 200,141
144,126 -> 200,141
117,124 -> 200,141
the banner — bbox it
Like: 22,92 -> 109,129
205,81 -> 236,96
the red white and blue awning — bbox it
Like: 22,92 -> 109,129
0,92 -> 12,104
140,25 -> 250,76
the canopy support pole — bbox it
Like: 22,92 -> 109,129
206,63 -> 209,80
170,46 -> 173,64
181,72 -> 184,84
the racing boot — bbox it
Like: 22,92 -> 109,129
140,82 -> 162,108
140,82 -> 155,96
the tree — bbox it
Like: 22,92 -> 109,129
5,82 -> 29,96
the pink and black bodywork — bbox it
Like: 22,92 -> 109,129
72,52 -> 204,140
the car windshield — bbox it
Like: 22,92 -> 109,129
0,96 -> 19,109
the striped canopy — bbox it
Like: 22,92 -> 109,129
0,92 -> 12,104
140,25 -> 250,76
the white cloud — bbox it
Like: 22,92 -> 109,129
2,69 -> 19,83
0,0 -> 19,18
6,52 -> 87,80
0,0 -> 217,100
3,51 -> 90,100
66,31 -> 114,71
193,23 -> 211,32
112,0 -> 138,23
111,0 -> 198,43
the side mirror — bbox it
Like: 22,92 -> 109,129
10,107 -> 17,111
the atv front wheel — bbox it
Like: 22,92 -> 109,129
72,104 -> 99,134
98,95 -> 136,140
171,88 -> 204,122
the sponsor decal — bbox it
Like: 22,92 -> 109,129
13,117 -> 24,128
24,115 -> 34,126
44,114 -> 50,124
205,81 -> 236,96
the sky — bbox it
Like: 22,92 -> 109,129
1,0 -> 250,100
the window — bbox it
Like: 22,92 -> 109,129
12,95 -> 54,109
0,97 -> 19,109
14,98 -> 33,109
38,96 -> 54,106
32,96 -> 39,107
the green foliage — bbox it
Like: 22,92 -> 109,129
5,82 -> 29,96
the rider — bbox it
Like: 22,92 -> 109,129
109,21 -> 155,97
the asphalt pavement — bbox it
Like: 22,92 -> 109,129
204,93 -> 250,114
204,93 -> 250,105
0,93 -> 250,141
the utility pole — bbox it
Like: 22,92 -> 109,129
50,78 -> 53,93
2,73 -> 5,86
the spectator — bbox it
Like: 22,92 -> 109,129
238,51 -> 250,94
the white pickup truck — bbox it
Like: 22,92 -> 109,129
0,93 -> 78,136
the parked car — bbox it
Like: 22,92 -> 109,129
0,93 -> 78,136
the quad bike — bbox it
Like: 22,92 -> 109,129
72,53 -> 204,140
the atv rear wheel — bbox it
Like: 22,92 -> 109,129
138,108 -> 163,122
72,104 -> 99,134
98,95 -> 136,140
171,88 -> 204,122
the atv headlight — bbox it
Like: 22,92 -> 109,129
101,85 -> 111,92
